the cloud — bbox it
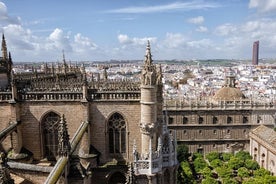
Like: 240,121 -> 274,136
196,26 -> 208,32
73,33 -> 98,52
188,16 -> 204,24
106,1 -> 219,14
187,39 -> 212,49
249,0 -> 276,13
48,28 -> 72,52
213,18 -> 276,58
162,33 -> 187,48
117,34 -> 157,46
214,23 -> 237,36
4,24 -> 34,50
0,2 -> 20,26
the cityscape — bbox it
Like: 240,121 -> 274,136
1,1 -> 276,184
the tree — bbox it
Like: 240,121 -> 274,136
177,144 -> 189,162
193,157 -> 208,173
177,161 -> 196,184
216,165 -> 233,179
222,177 -> 239,184
237,167 -> 250,179
235,151 -> 252,161
243,175 -> 276,184
192,152 -> 204,160
202,177 -> 219,184
201,167 -> 212,178
206,152 -> 220,162
245,159 -> 259,170
228,156 -> 244,170
243,177 -> 264,184
221,152 -> 233,162
253,168 -> 270,177
210,159 -> 223,168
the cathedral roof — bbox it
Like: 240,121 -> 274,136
213,86 -> 245,101
251,125 -> 276,148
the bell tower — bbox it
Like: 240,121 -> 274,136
140,41 -> 158,153
132,41 -> 178,184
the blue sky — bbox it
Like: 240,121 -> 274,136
0,0 -> 276,62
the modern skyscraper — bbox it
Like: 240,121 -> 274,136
252,40 -> 259,65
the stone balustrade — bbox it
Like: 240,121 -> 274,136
165,99 -> 276,110
0,90 -> 141,102
19,92 -> 83,101
0,92 -> 12,101
91,91 -> 140,101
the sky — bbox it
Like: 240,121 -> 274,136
0,0 -> 276,62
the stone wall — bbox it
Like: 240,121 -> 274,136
167,108 -> 275,154
20,101 -> 86,160
0,103 -> 12,151
90,101 -> 141,163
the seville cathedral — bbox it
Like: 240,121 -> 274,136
0,33 -> 276,183
0,35 -> 178,183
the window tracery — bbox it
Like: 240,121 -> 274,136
42,112 -> 60,160
108,113 -> 126,154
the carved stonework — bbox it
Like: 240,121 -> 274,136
140,123 -> 156,135
140,41 -> 161,86
156,64 -> 162,85
58,115 -> 71,157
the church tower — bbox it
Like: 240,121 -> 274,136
140,41 -> 158,153
0,34 -> 12,89
132,41 -> 178,184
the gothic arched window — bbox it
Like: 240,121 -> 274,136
108,113 -> 126,154
41,112 -> 60,161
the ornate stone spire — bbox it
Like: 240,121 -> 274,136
62,50 -> 68,74
58,115 -> 71,157
141,41 -> 156,86
144,40 -> 153,67
156,64 -> 162,85
8,52 -> 12,70
1,34 -> 8,60
62,50 -> 66,66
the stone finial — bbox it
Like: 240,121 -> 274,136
144,40 -> 153,67
62,50 -> 66,66
8,52 -> 12,72
103,67 -> 108,81
141,41 -> 157,86
1,34 -> 8,60
58,115 -> 71,157
156,64 -> 162,85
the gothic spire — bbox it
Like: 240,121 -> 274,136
62,50 -> 66,65
144,40 -> 153,67
141,40 -> 157,85
1,34 -> 8,60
